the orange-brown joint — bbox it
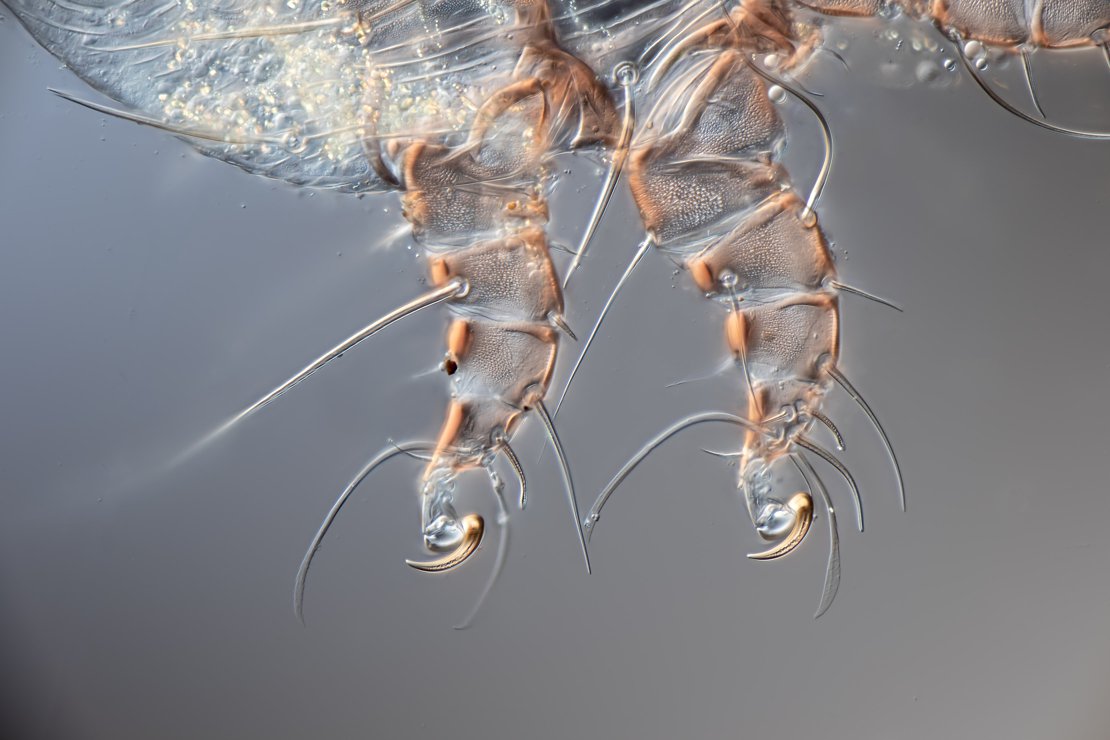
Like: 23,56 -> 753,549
689,258 -> 716,293
443,319 -> 471,376
426,400 -> 466,479
429,256 -> 451,288
726,310 -> 750,359
425,399 -> 527,477
399,139 -> 430,232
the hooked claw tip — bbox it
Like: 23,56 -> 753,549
405,515 -> 484,573
747,493 -> 813,561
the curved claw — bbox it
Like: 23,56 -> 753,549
406,515 -> 484,573
747,493 -> 813,561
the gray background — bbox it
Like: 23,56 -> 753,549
4,11 -> 1110,740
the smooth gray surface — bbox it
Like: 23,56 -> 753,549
3,11 -> 1110,740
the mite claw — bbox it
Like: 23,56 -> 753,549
406,515 -> 484,573
747,492 -> 813,561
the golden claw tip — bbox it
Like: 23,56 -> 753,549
405,515 -> 484,573
747,493 -> 813,561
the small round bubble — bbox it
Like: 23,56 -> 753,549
768,85 -> 787,104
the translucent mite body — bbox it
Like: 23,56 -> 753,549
5,0 -> 1108,623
